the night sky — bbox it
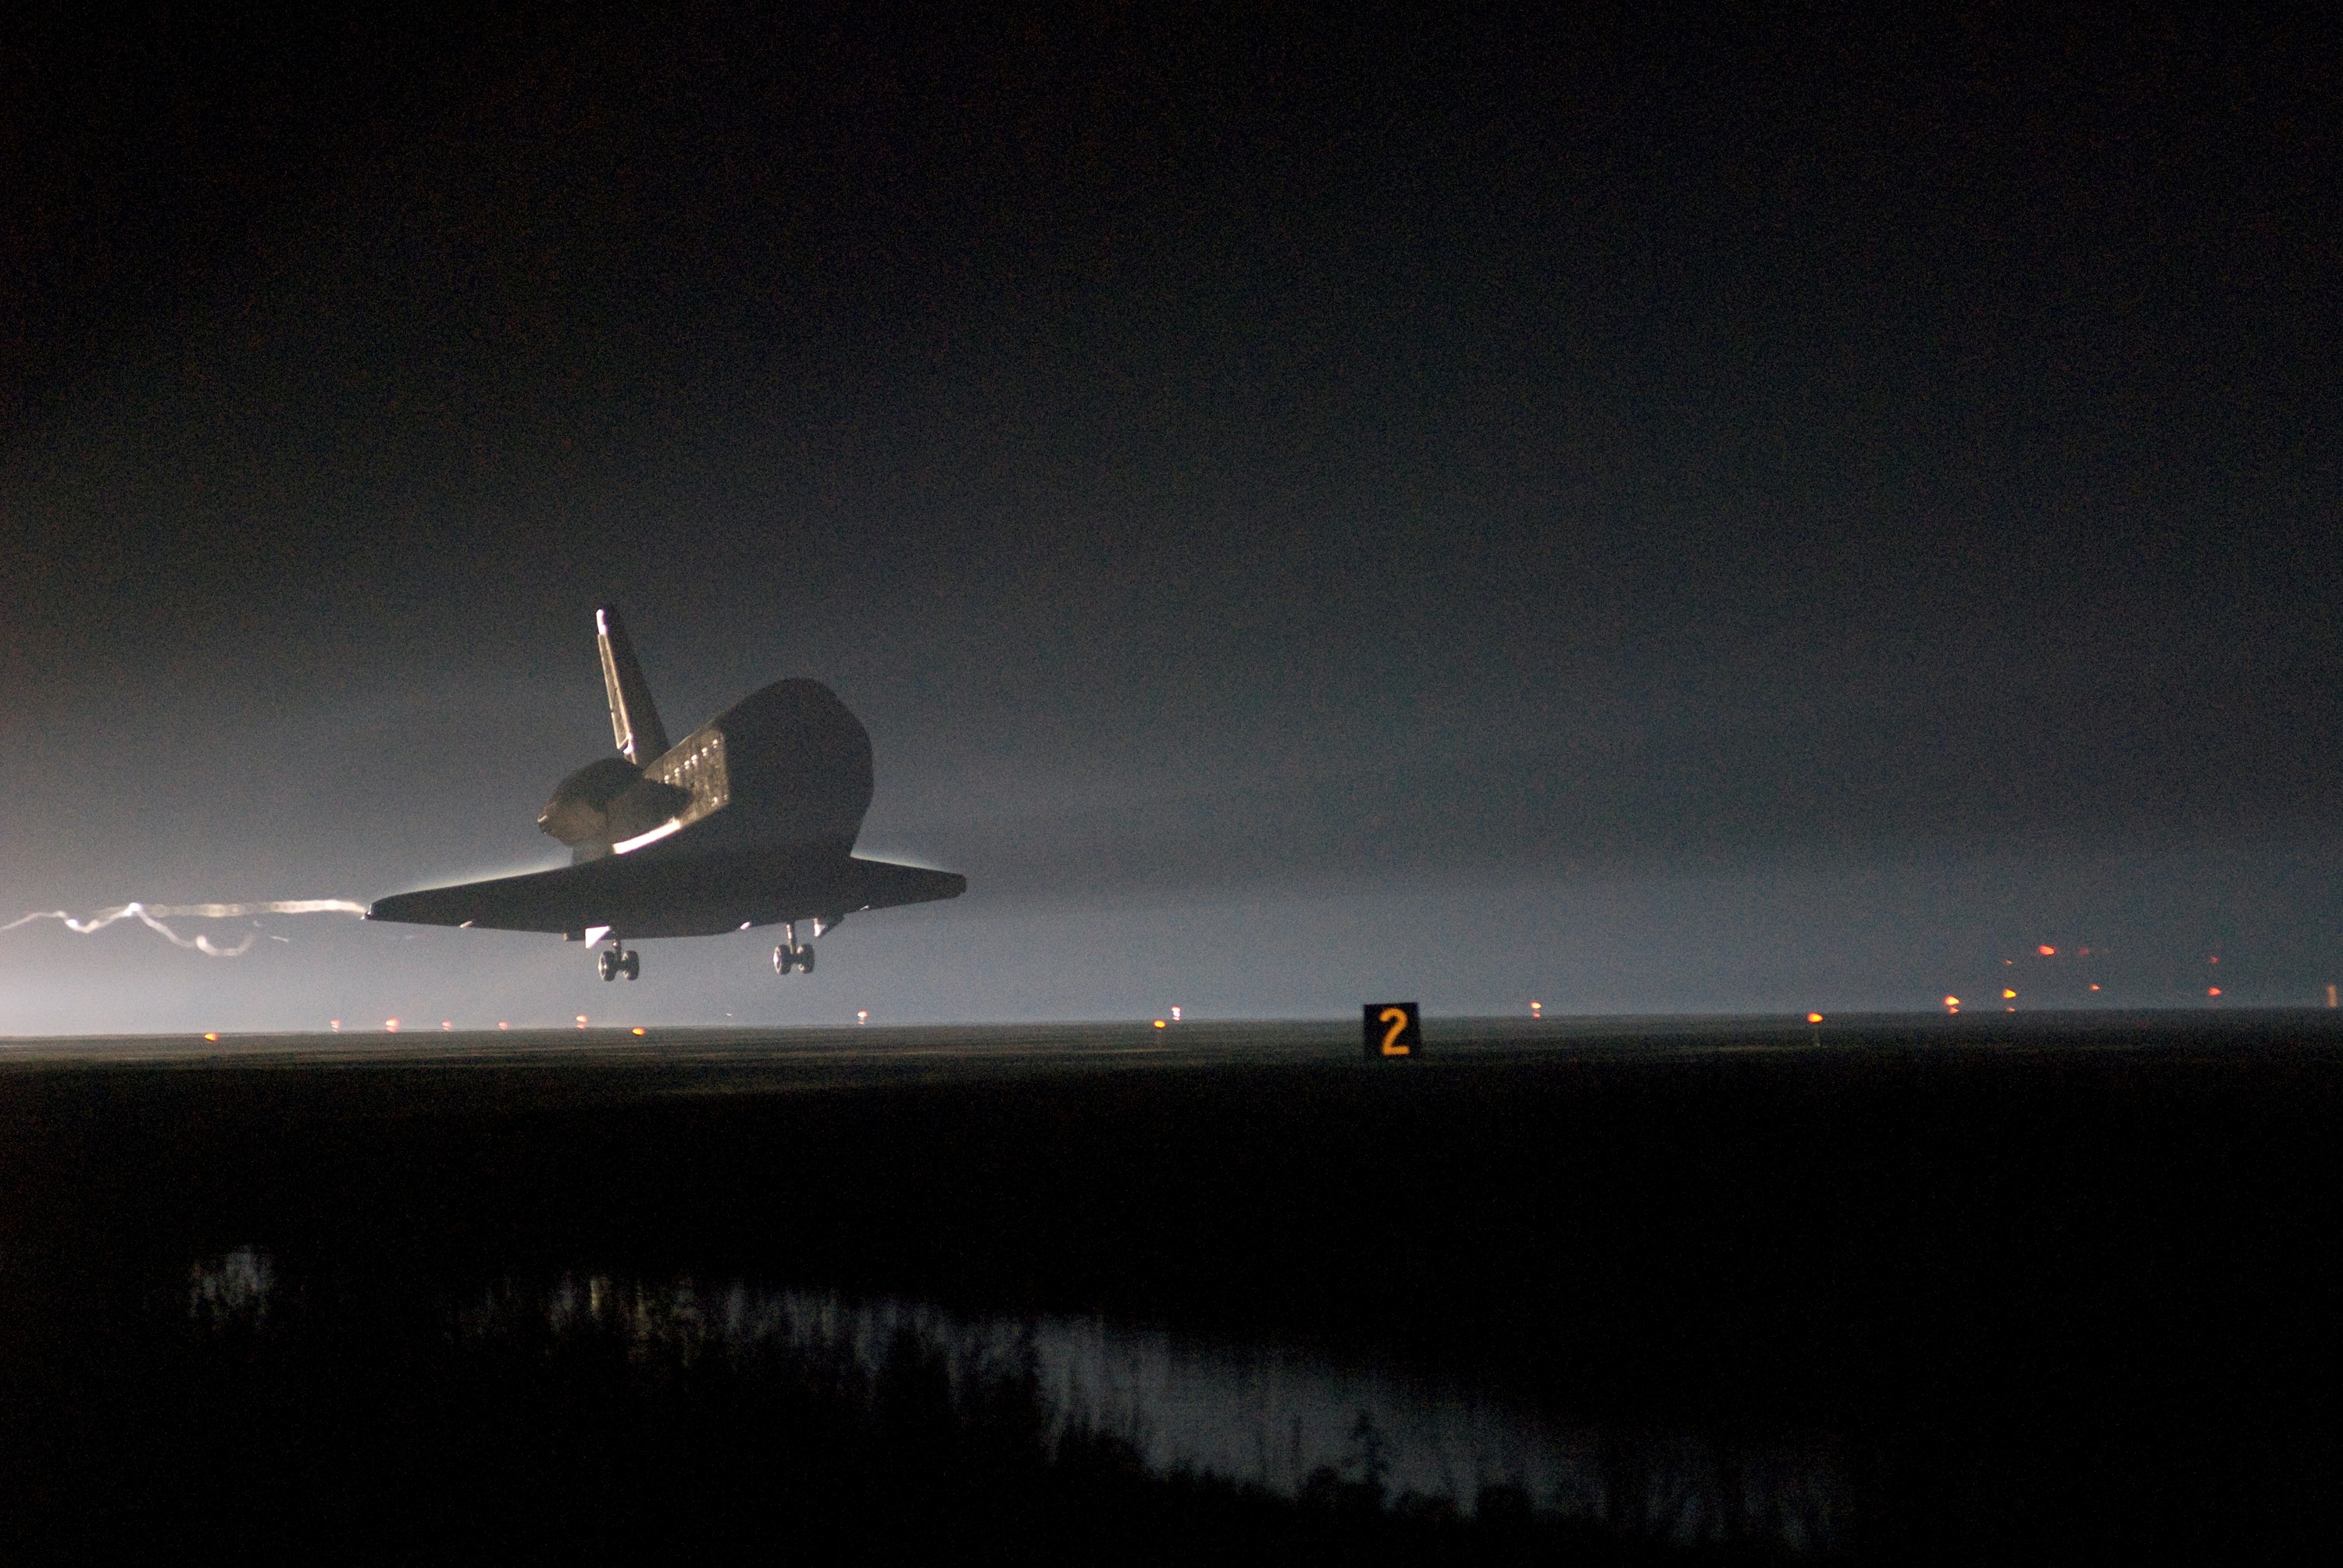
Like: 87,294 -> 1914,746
4,5 -> 2337,1032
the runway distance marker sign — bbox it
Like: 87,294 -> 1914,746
1364,1002 -> 1421,1060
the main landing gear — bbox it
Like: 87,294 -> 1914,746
597,941 -> 640,982
773,920 -> 818,976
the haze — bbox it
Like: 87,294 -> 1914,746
5,9 -> 2336,1032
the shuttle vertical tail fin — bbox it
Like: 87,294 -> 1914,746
595,605 -> 670,764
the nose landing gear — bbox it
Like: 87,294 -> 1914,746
597,943 -> 640,981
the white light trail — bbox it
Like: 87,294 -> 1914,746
2,899 -> 369,957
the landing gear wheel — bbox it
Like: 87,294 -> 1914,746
772,943 -> 813,975
598,950 -> 619,982
620,950 -> 640,981
773,944 -> 791,975
797,945 -> 814,974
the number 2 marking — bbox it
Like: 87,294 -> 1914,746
1378,1006 -> 1410,1056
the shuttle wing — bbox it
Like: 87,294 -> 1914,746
369,851 -> 965,940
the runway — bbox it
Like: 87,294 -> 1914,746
5,1006 -> 2334,1085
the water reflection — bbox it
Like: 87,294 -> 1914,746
187,1251 -> 1850,1552
187,1245 -> 275,1328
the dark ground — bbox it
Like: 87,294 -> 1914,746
2,1013 -> 2338,1561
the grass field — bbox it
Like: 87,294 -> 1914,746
4,1012 -> 2338,1559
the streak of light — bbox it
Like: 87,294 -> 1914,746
2,898 -> 367,957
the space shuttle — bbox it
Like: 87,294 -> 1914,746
367,608 -> 965,979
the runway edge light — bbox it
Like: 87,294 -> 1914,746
1364,1001 -> 1421,1060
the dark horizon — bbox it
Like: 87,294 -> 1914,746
5,6 -> 2338,1031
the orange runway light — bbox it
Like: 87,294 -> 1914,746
632,1027 -> 646,1035
385,1018 -> 399,1032
2038,945 -> 2056,956
1152,1019 -> 1167,1028
499,1021 -> 509,1029
2209,987 -> 2223,997
203,1032 -> 218,1042
2002,989 -> 2017,1000
1944,996 -> 1960,1008
330,1019 -> 341,1032
576,1014 -> 588,1029
441,1021 -> 452,1031
1807,1013 -> 1823,1024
